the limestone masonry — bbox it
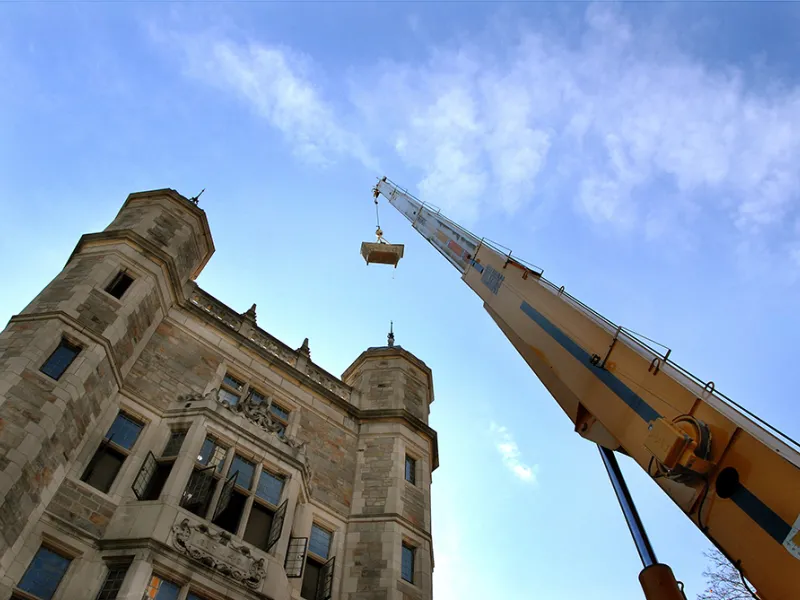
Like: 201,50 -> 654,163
0,189 -> 438,600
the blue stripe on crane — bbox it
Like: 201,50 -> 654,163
519,301 -> 661,423
518,299 -> 793,546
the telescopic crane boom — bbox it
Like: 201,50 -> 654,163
372,176 -> 800,600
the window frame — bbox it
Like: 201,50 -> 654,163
81,410 -> 145,495
131,428 -> 187,501
301,523 -> 335,600
179,432 -> 290,555
39,337 -> 82,381
401,542 -> 416,584
94,560 -> 131,600
142,572 -> 213,600
181,435 -> 230,517
13,544 -> 73,600
104,270 -> 135,300
219,372 -> 294,436
404,454 -> 417,485
143,572 -> 182,600
307,524 -> 333,562
217,373 -> 245,406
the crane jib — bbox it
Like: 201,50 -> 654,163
516,295 -> 793,547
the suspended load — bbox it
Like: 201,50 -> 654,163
361,190 -> 404,267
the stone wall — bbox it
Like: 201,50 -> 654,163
125,322 -> 222,412
401,484 -> 425,529
358,438 -> 395,515
22,254 -> 105,315
46,478 -> 116,538
295,408 -> 357,516
345,522 -> 390,600
0,326 -> 117,561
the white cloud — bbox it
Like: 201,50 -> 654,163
348,4 -> 800,257
156,28 -> 377,170
489,422 -> 538,483
160,6 -> 800,264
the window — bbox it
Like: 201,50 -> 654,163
269,402 -> 290,437
229,454 -> 255,489
40,338 -> 81,381
105,271 -> 134,300
82,411 -> 143,493
218,373 -> 244,406
181,435 -> 287,553
196,436 -> 227,472
95,562 -> 130,600
303,524 -> 334,600
181,436 -> 228,516
15,546 -> 71,600
211,455 -> 252,535
219,376 -> 292,436
256,470 -> 285,505
144,574 -> 180,600
132,429 -> 187,501
301,560 -> 321,600
244,469 -> 286,552
143,577 -> 207,600
247,389 -> 266,404
308,524 -> 332,559
401,543 -> 415,583
405,455 -> 416,485
162,430 -> 186,457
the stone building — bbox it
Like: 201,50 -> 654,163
0,189 -> 438,600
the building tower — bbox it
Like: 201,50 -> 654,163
0,189 -> 437,600
340,329 -> 436,600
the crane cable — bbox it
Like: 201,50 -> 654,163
374,196 -> 384,242
373,195 -> 396,281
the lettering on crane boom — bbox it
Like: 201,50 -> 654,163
481,265 -> 504,295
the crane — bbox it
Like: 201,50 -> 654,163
368,176 -> 800,600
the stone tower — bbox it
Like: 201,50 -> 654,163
0,188 -> 437,600
341,340 -> 436,600
0,190 -> 213,584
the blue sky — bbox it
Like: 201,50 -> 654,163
2,2 -> 800,598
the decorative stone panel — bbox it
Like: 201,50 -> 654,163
171,518 -> 266,589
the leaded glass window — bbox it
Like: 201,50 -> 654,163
229,454 -> 255,489
309,524 -> 332,559
40,339 -> 81,381
256,470 -> 284,505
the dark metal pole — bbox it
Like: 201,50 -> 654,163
598,445 -> 658,568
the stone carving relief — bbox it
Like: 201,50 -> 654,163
177,390 -> 217,404
171,518 -> 266,589
247,329 -> 297,365
305,364 -> 350,401
189,291 -> 241,330
215,390 -> 315,494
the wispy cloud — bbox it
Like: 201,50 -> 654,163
352,5 -> 800,234
489,422 -> 538,483
152,27 -> 377,170
157,6 -> 800,273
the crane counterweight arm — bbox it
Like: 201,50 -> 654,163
373,176 -> 800,600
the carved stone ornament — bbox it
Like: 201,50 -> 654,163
171,518 -> 266,589
177,390 -> 217,404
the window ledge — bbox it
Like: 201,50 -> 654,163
96,287 -> 125,305
398,578 -> 421,591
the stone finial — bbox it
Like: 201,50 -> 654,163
388,321 -> 395,348
298,337 -> 311,358
242,303 -> 257,323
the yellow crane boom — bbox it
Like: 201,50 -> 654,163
372,176 -> 800,600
